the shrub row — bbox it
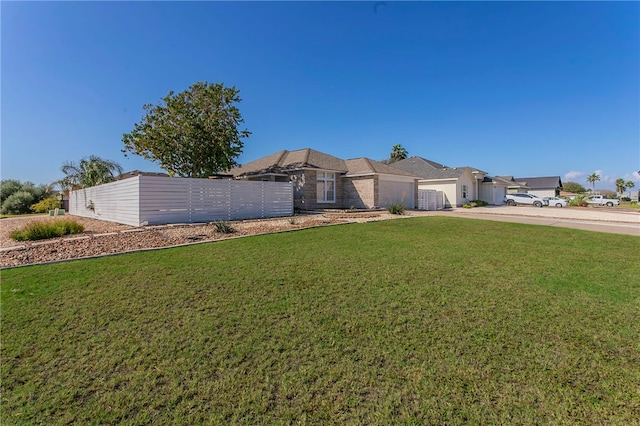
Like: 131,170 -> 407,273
10,220 -> 85,241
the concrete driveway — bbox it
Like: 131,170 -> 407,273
407,206 -> 640,236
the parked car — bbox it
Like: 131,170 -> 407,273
586,195 -> 620,207
543,196 -> 568,208
504,193 -> 546,207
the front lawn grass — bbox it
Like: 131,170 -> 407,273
2,217 -> 639,424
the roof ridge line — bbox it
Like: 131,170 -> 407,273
275,150 -> 289,167
363,157 -> 376,171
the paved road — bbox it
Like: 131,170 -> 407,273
407,206 -> 640,236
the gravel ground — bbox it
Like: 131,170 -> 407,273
0,212 -> 400,268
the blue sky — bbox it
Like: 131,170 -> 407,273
2,1 -> 639,191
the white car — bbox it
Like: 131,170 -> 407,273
543,196 -> 568,208
504,193 -> 546,207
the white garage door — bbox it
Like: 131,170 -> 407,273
494,187 -> 507,205
379,178 -> 415,209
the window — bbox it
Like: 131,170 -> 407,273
462,184 -> 468,199
317,172 -> 335,202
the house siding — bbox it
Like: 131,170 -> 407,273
290,170 -> 344,210
457,173 -> 475,206
343,176 -> 376,209
479,183 -> 507,205
378,177 -> 415,209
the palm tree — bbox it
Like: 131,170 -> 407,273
615,178 -> 626,196
390,144 -> 408,163
59,156 -> 124,191
586,172 -> 600,193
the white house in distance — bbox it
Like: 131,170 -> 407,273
513,176 -> 563,198
479,176 -> 528,205
391,156 -> 520,207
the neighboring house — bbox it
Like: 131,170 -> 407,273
479,176 -> 528,205
514,176 -> 563,198
390,156 -> 489,207
228,148 -> 419,210
494,176 -> 529,195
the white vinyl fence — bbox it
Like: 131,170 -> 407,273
418,189 -> 445,210
70,176 -> 293,226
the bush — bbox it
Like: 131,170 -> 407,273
569,195 -> 588,207
1,180 -> 23,203
621,197 -> 631,202
30,196 -> 62,213
212,221 -> 236,234
470,199 -> 488,207
10,220 -> 85,241
463,203 -> 472,209
387,202 -> 405,215
1,191 -> 36,215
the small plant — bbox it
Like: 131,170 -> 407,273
30,196 -> 62,213
569,195 -> 588,207
463,203 -> 472,209
387,202 -> 405,215
212,221 -> 236,234
10,220 -> 85,241
470,199 -> 488,207
288,217 -> 296,225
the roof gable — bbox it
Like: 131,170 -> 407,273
391,157 -> 478,180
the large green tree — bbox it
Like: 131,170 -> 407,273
59,156 -> 124,191
562,181 -> 587,193
390,144 -> 408,163
586,172 -> 600,192
122,82 -> 251,178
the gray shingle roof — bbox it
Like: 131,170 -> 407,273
345,158 -> 420,177
229,149 -> 419,179
391,156 -> 477,180
484,176 -> 529,188
514,176 -> 563,189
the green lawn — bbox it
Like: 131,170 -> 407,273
2,217 -> 639,424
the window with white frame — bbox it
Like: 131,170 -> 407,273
317,172 -> 336,202
462,184 -> 468,199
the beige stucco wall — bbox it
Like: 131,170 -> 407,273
419,181 -> 457,208
480,183 -> 507,205
378,177 -> 416,209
